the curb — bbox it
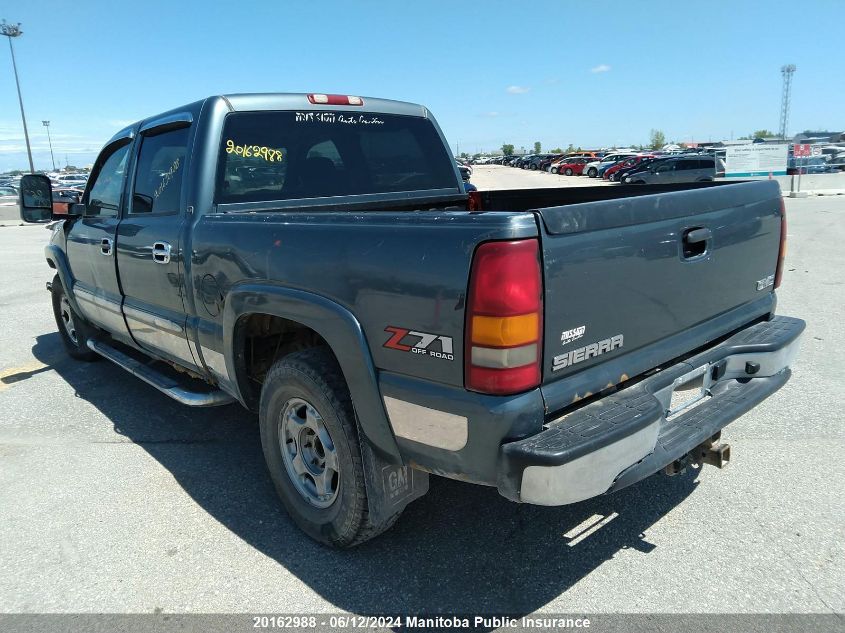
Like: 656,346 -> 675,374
782,190 -> 845,197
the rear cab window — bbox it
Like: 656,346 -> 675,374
215,111 -> 459,205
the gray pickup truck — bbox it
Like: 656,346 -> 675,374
18,93 -> 804,547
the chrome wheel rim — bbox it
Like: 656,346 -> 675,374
278,397 -> 340,508
60,296 -> 78,345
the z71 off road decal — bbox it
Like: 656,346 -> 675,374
383,326 -> 454,361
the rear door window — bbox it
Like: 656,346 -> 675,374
216,111 -> 458,204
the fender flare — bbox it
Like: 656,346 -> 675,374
44,244 -> 81,314
222,283 -> 402,464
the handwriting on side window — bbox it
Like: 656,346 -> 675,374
225,140 -> 284,162
154,157 -> 181,200
295,112 -> 385,126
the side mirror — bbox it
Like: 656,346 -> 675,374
18,174 -> 53,223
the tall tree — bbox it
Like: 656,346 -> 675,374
533,141 -> 542,154
649,129 -> 666,150
501,143 -> 515,156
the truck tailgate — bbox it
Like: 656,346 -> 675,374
536,180 -> 783,410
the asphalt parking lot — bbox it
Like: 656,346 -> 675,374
0,174 -> 843,617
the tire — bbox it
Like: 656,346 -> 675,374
587,168 -> 597,178
530,164 -> 537,170
259,347 -> 401,548
551,167 -> 559,174
51,274 -> 99,361
564,168 -> 573,176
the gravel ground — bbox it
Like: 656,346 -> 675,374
0,172 -> 842,620
470,164 -> 613,190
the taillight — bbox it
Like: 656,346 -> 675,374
307,94 -> 364,106
774,197 -> 787,289
465,239 -> 542,395
467,190 -> 482,211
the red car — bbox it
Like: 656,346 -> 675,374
553,157 -> 591,176
603,155 -> 654,181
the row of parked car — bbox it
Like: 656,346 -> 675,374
0,171 -> 89,213
492,150 -> 726,185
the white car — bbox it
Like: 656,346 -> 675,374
52,173 -> 88,188
0,185 -> 18,205
584,152 -> 638,178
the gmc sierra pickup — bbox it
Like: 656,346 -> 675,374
18,93 -> 804,547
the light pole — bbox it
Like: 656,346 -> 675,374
1,20 -> 35,173
42,120 -> 56,171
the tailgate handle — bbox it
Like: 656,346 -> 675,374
682,227 -> 711,259
684,227 -> 712,244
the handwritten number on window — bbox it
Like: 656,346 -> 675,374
225,139 -> 283,162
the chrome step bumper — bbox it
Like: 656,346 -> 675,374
497,316 -> 805,506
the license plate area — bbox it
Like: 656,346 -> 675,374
666,364 -> 713,419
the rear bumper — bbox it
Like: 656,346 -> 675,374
497,315 -> 804,505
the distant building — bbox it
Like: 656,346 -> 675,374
792,131 -> 843,143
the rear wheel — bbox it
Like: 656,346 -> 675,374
587,167 -> 597,178
551,167 -> 559,174
565,168 -> 573,176
51,275 -> 99,361
259,348 -> 401,548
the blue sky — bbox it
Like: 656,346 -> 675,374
1,0 -> 842,171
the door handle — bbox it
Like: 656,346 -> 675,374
100,237 -> 113,256
151,241 -> 171,264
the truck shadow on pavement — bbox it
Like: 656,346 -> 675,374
32,333 -> 701,618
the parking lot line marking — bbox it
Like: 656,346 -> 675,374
564,512 -> 619,546
0,361 -> 49,392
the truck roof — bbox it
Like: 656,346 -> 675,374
106,93 -> 430,146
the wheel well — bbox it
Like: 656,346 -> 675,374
233,313 -> 331,408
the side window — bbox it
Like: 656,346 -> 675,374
87,143 -> 130,217
131,126 -> 190,214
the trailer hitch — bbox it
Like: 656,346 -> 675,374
664,431 -> 731,476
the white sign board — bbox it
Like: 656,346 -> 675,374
725,144 -> 789,177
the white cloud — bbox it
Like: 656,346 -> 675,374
506,85 -> 530,94
590,64 -> 611,74
482,111 -> 499,118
